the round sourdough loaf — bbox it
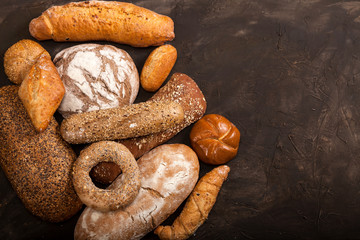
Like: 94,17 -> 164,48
54,44 -> 139,118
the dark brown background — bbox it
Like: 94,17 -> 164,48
1,0 -> 360,239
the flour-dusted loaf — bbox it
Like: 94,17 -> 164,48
74,144 -> 200,240
54,44 -> 139,118
92,73 -> 206,184
0,86 -> 82,222
29,1 -> 175,47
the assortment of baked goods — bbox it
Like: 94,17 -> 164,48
74,144 -> 200,240
1,1 -> 240,239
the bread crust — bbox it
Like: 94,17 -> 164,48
74,144 -> 200,240
29,1 -> 175,47
0,86 -> 82,222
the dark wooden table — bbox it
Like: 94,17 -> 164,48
1,0 -> 360,239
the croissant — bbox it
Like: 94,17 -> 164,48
154,165 -> 230,240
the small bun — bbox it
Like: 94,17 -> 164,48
190,114 -> 240,165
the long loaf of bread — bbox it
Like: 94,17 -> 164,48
60,100 -> 184,144
91,73 -> 206,184
154,165 -> 230,240
0,86 -> 82,222
29,1 -> 175,47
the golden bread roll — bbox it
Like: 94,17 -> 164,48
190,114 -> 240,165
18,53 -> 65,132
141,44 -> 177,92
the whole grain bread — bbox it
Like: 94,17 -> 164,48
0,85 -> 82,222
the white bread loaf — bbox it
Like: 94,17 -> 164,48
74,144 -> 200,240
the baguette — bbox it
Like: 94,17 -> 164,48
74,144 -> 200,240
91,73 -> 206,184
60,100 -> 184,144
0,86 -> 82,222
29,1 -> 175,47
154,165 -> 230,240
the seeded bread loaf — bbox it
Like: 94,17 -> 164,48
60,100 -> 184,144
0,85 -> 82,222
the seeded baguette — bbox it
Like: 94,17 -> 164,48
60,101 -> 184,144
29,1 -> 175,47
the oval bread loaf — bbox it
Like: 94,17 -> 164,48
0,86 -> 82,222
74,144 -> 200,240
141,44 -> 177,92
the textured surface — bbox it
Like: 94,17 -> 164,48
0,86 -> 82,222
2,0 -> 360,239
54,43 -> 139,118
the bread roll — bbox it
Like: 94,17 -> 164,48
29,1 -> 175,47
74,144 -> 200,240
60,100 -> 184,144
4,39 -> 49,84
190,114 -> 240,165
91,73 -> 206,184
141,44 -> 177,92
54,44 -> 139,118
18,53 -> 65,132
0,86 -> 82,222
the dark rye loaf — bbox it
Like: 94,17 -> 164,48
0,85 -> 82,222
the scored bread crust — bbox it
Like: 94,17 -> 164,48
29,1 -> 175,47
74,144 -> 200,240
